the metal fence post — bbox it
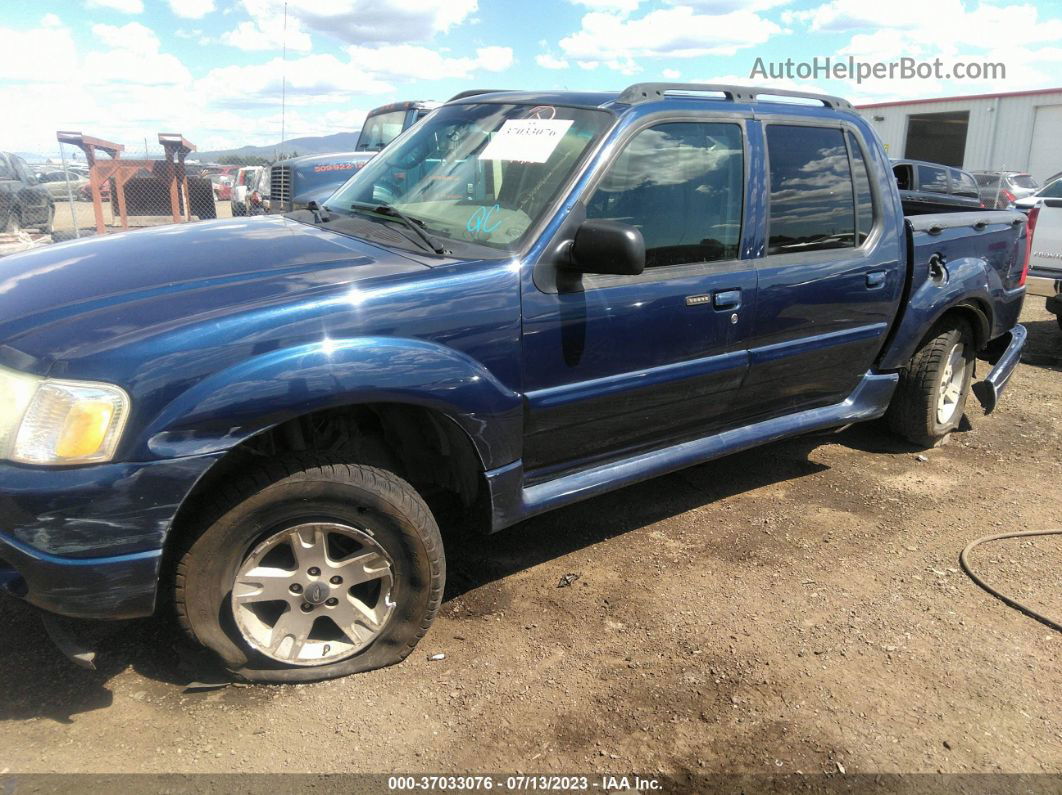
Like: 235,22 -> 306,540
58,142 -> 80,239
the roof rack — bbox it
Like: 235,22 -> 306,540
447,89 -> 512,102
616,82 -> 854,111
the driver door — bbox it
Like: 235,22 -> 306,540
520,119 -> 756,478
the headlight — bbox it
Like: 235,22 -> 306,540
0,366 -> 130,465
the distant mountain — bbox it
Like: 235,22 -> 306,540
193,131 -> 362,162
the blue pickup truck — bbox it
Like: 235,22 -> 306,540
0,84 -> 1030,682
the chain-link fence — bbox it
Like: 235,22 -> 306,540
1,134 -> 266,256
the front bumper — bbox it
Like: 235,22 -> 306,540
972,324 -> 1027,414
0,452 -> 223,620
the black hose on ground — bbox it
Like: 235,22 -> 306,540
959,529 -> 1062,633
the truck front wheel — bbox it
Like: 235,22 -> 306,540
175,456 -> 444,682
887,319 -> 975,447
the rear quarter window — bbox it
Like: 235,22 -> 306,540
950,169 -> 980,198
917,164 -> 949,194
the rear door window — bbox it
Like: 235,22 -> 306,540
917,164 -> 949,194
766,125 -> 855,254
1010,174 -> 1039,189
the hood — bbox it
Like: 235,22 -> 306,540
0,215 -> 428,372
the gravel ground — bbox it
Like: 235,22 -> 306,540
0,302 -> 1059,782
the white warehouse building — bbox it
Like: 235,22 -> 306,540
856,87 -> 1062,182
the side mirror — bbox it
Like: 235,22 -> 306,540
569,219 -> 645,276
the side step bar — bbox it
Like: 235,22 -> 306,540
486,371 -> 899,532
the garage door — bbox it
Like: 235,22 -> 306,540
1028,104 -> 1062,183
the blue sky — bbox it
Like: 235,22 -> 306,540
4,0 -> 1062,153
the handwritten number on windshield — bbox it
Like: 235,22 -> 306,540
466,204 -> 503,238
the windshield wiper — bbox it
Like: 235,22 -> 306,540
350,201 -> 446,255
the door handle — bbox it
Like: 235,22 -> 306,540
866,271 -> 886,289
712,289 -> 742,310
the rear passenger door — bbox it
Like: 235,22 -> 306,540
735,123 -> 904,422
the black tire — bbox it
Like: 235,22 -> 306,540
887,319 -> 975,447
175,455 -> 444,683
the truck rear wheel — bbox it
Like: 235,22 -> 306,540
887,319 -> 975,447
175,456 -> 444,683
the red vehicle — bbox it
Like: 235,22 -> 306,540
77,180 -> 111,202
210,174 -> 233,201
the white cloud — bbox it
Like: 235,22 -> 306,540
559,7 -> 782,64
168,0 -> 216,19
537,53 -> 570,70
0,22 -> 79,82
91,22 -> 160,54
570,0 -> 642,13
322,109 -> 371,131
662,68 -> 681,79
345,44 -> 513,80
42,13 -> 63,27
86,0 -> 144,13
786,0 -> 1062,102
221,0 -> 479,50
675,0 -> 790,9
200,55 -> 394,108
220,6 -> 313,52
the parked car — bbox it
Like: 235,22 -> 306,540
34,169 -> 89,201
355,100 -> 440,152
891,159 -> 983,214
267,151 -> 374,213
230,166 -> 264,217
246,165 -> 270,215
1016,184 -> 1062,328
1012,176 -> 1062,211
0,151 -> 54,233
973,171 -> 1040,209
0,83 -> 1030,682
78,180 -> 111,202
210,173 -> 233,202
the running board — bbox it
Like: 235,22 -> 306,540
486,371 -> 899,532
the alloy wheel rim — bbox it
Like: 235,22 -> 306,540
936,343 -> 966,425
231,522 -> 396,666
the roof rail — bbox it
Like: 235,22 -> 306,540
447,89 -> 512,102
616,82 -> 854,111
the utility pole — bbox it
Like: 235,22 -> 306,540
279,1 -> 287,159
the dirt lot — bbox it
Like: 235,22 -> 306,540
0,303 -> 1060,782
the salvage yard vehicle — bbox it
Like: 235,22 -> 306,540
892,159 -> 983,214
1019,194 -> 1062,329
267,151 -> 375,213
974,170 -> 1039,209
230,166 -> 264,217
355,99 -> 440,152
0,151 -> 54,234
0,84 -> 1031,682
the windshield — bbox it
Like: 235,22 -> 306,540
329,103 -> 614,252
1039,179 -> 1062,199
358,110 -> 408,151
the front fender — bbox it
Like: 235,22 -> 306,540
877,255 -> 998,371
136,337 -> 523,469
